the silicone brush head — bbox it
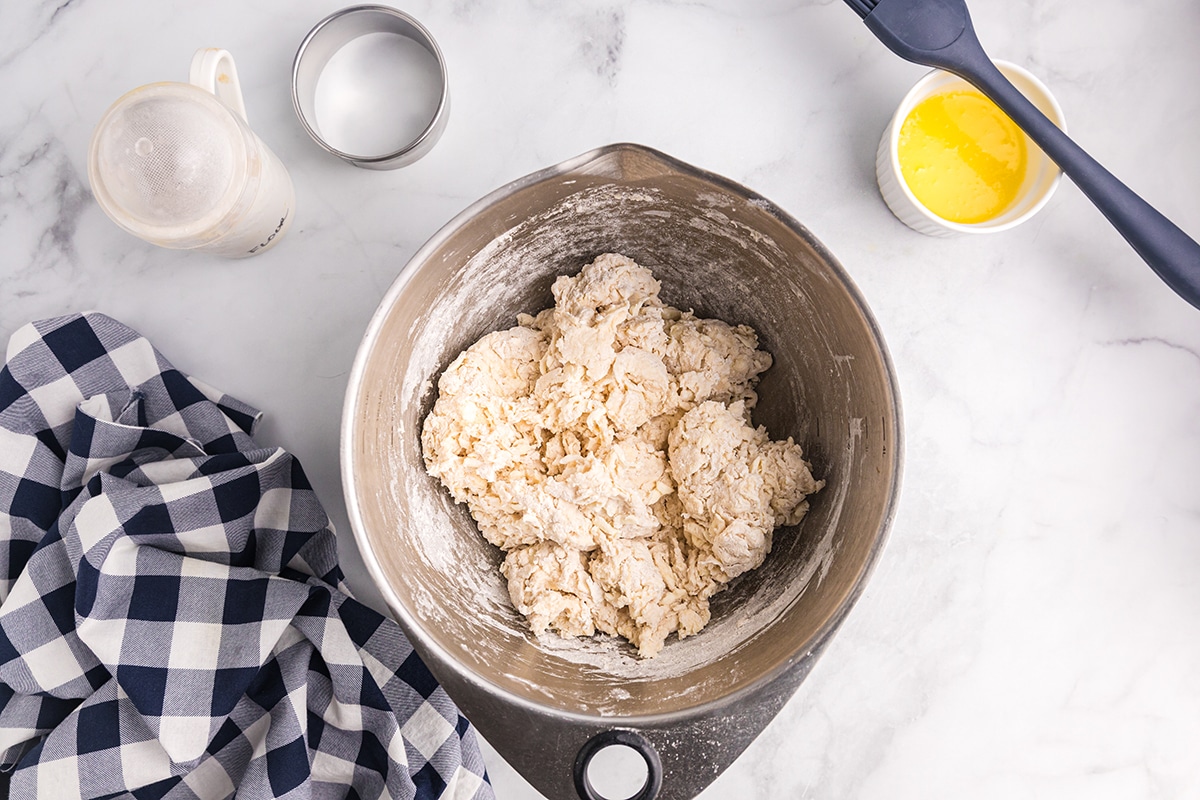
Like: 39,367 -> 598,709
843,0 -> 877,17
842,0 -> 983,72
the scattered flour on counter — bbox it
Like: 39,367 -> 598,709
420,253 -> 823,657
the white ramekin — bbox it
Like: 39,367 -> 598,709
876,60 -> 1067,237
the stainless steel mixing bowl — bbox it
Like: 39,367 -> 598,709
342,143 -> 903,799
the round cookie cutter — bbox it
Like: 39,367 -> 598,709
292,5 -> 449,169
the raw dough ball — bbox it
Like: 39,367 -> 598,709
421,253 -> 822,657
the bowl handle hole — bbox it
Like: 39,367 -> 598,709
573,730 -> 662,800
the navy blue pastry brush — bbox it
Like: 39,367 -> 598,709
846,0 -> 1200,309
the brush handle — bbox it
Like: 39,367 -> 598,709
865,0 -> 1200,309
959,56 -> 1200,307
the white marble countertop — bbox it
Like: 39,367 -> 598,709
4,0 -> 1200,797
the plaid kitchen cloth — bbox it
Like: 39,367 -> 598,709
0,312 -> 493,800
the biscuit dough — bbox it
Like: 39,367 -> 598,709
421,254 -> 823,657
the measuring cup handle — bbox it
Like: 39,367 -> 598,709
189,48 -> 249,123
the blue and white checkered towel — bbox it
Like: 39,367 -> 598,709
0,313 -> 493,800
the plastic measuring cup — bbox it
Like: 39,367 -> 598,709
88,49 -> 295,258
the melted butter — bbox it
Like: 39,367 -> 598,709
898,89 -> 1028,224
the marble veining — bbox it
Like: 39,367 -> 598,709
600,9 -> 628,82
3,1 -> 1199,798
